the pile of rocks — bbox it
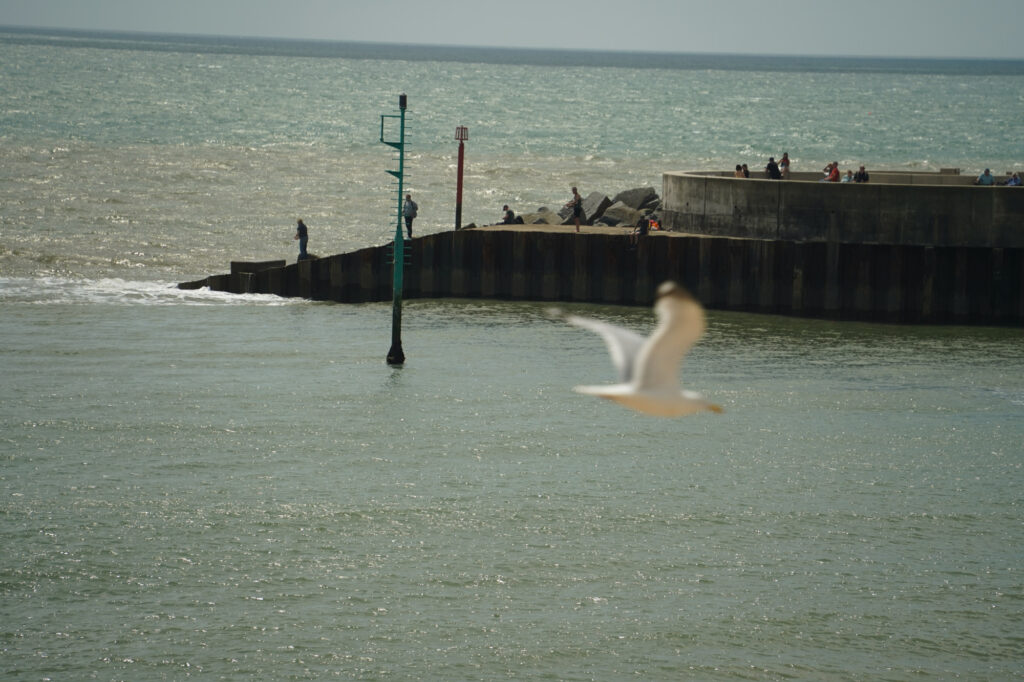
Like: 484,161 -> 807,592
508,186 -> 662,228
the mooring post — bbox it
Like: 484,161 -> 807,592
380,94 -> 408,365
455,126 -> 468,230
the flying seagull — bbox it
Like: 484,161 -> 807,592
560,281 -> 723,417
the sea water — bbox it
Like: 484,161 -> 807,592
1,29 -> 1022,680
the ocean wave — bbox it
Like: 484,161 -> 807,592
0,276 -> 301,307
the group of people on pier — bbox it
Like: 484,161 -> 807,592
740,155 -> 1021,187
975,168 -> 1021,186
819,161 -> 870,183
735,153 -> 873,183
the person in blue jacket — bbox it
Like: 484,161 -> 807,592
294,218 -> 309,260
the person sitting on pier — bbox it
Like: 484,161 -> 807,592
630,214 -> 650,247
975,169 -> 995,186
842,169 -> 855,183
854,165 -> 870,183
734,164 -> 745,178
501,205 -> 516,224
565,187 -> 583,233
1005,172 -> 1021,187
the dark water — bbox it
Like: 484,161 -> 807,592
2,294 -> 1022,679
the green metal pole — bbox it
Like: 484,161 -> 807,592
386,94 -> 407,365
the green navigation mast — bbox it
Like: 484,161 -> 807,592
380,94 -> 409,365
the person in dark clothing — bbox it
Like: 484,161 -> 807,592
403,194 -> 418,239
294,218 -> 309,260
630,214 -> 650,247
565,187 -> 583,233
766,157 -> 782,179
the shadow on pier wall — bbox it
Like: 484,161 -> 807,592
181,229 -> 1024,326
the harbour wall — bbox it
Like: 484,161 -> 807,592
183,228 -> 1024,325
662,170 -> 1024,248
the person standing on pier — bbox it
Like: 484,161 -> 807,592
294,218 -> 309,260
565,187 -> 583,233
779,152 -> 791,179
403,194 -> 418,239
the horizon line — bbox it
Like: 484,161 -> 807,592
4,24 -> 1024,64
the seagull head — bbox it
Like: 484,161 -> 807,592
656,281 -> 687,300
654,281 -> 696,317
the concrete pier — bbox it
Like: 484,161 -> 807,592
662,169 -> 1024,247
179,168 -> 1023,325
180,225 -> 1024,326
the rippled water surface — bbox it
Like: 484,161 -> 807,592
3,290 -> 1022,679
2,30 -> 1022,282
1,30 -> 1023,680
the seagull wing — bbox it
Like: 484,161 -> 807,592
565,314 -> 646,383
634,293 -> 706,391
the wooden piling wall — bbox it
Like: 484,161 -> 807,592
182,230 -> 1024,325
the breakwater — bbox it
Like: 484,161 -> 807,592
181,226 -> 1024,325
662,169 -> 1024,247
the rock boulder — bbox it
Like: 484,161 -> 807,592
519,208 -> 564,225
612,186 -> 658,211
597,201 -> 643,227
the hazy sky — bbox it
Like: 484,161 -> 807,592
1,0 -> 1021,59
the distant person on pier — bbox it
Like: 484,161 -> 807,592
854,165 -> 870,183
1005,172 -> 1021,186
565,187 -> 583,232
779,152 -> 791,179
822,162 -> 840,182
501,205 -> 516,224
975,169 -> 995,186
294,218 -> 309,260
766,157 -> 782,179
734,164 -> 745,178
403,194 -> 418,238
630,213 -> 650,247
842,170 -> 855,183
742,164 -> 750,178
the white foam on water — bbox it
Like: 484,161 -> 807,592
0,276 -> 302,307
